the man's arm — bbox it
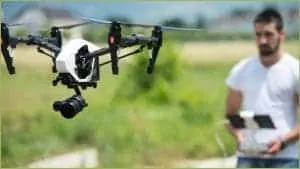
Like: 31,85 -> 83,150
225,87 -> 243,141
267,94 -> 299,154
281,94 -> 299,143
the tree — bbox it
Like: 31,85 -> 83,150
263,2 -> 279,11
104,15 -> 132,24
230,8 -> 254,19
161,17 -> 187,27
194,14 -> 207,28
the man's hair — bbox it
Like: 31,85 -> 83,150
254,8 -> 284,32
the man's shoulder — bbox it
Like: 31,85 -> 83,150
283,53 -> 299,64
231,54 -> 257,70
282,53 -> 299,71
226,55 -> 257,89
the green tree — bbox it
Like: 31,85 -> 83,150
161,17 -> 187,27
105,15 -> 133,23
194,14 -> 207,28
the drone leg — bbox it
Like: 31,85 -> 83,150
99,45 -> 145,66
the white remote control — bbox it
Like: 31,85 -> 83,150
239,111 -> 269,154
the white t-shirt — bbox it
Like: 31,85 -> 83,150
226,52 -> 299,159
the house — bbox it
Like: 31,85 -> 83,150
8,2 -> 84,40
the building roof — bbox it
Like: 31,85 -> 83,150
10,2 -> 78,21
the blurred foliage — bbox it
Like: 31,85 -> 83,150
1,33 -> 298,167
62,30 -> 71,40
0,39 -> 240,167
113,39 -> 182,105
105,15 -> 133,24
161,17 -> 187,27
194,14 -> 208,29
82,25 -> 106,43
14,28 -> 27,37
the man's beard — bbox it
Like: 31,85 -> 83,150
259,39 -> 280,57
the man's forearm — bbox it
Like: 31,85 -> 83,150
226,122 -> 241,140
282,125 -> 300,143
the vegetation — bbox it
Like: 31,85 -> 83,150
1,3 -> 299,167
1,38 -> 299,167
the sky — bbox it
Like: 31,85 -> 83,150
2,1 -> 299,25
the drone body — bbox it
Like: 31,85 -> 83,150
56,39 -> 100,83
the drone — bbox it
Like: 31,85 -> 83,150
1,17 -> 204,119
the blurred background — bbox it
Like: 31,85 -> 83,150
1,1 -> 299,168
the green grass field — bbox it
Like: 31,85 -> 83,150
1,40 -> 299,167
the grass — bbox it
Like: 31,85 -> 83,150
1,40 -> 299,167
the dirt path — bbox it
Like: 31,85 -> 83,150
174,156 -> 236,168
26,148 -> 236,168
26,148 -> 98,168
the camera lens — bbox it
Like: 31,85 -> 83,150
53,95 -> 87,119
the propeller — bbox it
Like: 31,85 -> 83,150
51,21 -> 93,30
1,21 -> 94,34
5,22 -> 31,27
80,16 -> 206,32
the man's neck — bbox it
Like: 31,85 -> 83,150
260,51 -> 283,68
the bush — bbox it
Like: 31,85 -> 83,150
82,26 -> 107,43
113,39 -> 183,105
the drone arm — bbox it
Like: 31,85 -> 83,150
26,35 -> 60,54
12,36 -> 60,55
84,47 -> 110,60
37,47 -> 55,59
121,35 -> 150,47
84,34 -> 150,61
37,40 -> 60,55
81,34 -> 151,72
99,45 -> 145,66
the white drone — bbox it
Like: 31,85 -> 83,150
1,17 -> 204,119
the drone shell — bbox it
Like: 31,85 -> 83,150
56,39 -> 100,82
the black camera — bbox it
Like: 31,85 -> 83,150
53,95 -> 88,119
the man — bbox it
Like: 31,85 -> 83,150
225,8 -> 299,168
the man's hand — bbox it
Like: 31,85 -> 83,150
235,130 -> 246,152
266,138 -> 282,155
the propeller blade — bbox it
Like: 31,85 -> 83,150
160,26 -> 206,32
54,21 -> 93,29
80,17 -> 112,24
80,16 -> 205,31
6,22 -> 32,27
80,16 -> 154,28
